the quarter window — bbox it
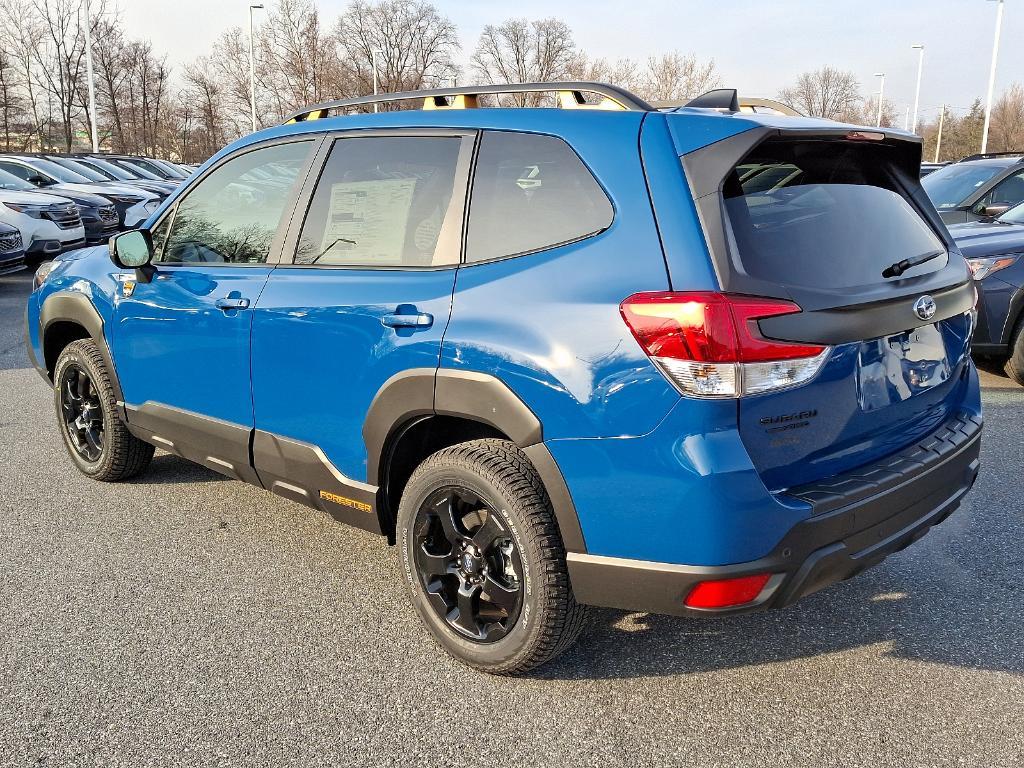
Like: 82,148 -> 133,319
158,140 -> 312,265
465,131 -> 613,263
294,136 -> 465,267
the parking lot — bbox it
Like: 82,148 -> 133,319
1,267 -> 1022,767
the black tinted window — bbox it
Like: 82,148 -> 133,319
723,141 -> 946,289
295,136 -> 464,267
159,140 -> 311,265
466,131 -> 612,262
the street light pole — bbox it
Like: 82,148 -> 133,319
911,44 -> 925,134
372,49 -> 379,113
982,0 -> 1005,153
874,73 -> 886,127
83,0 -> 99,152
248,4 -> 264,133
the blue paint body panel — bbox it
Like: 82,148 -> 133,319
251,267 -> 456,481
110,266 -> 272,426
27,103 -> 982,575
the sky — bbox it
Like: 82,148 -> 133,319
120,0 -> 1021,124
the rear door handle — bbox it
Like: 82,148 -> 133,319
215,296 -> 250,310
381,312 -> 433,329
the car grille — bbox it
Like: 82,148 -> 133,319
43,203 -> 83,230
0,230 -> 22,254
98,205 -> 117,223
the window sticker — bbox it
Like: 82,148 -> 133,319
320,178 -> 417,264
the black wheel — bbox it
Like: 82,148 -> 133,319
1004,320 -> 1024,386
53,339 -> 154,481
398,439 -> 588,675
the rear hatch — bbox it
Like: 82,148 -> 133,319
671,122 -> 976,491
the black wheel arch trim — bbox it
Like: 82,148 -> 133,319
364,367 -> 586,553
38,291 -> 124,405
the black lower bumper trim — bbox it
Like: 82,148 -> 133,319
568,411 -> 982,617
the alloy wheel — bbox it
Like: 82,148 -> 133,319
413,486 -> 524,642
59,364 -> 104,463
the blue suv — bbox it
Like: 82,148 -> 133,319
26,83 -> 982,674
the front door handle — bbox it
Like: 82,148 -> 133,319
381,311 -> 433,329
215,296 -> 250,310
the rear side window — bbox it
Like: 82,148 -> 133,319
294,136 -> 465,268
723,140 -> 946,290
466,131 -> 613,263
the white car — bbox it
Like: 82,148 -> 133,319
0,189 -> 85,257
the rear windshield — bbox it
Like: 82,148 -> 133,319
922,161 -> 1011,208
723,140 -> 946,290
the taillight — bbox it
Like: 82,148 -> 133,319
620,291 -> 830,398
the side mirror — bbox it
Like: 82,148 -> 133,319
982,202 -> 1013,218
109,230 -> 154,279
28,174 -> 53,187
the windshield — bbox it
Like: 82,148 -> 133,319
84,157 -> 136,180
47,157 -> 107,182
22,157 -> 91,183
0,168 -> 34,191
111,159 -> 162,180
922,162 -> 1011,208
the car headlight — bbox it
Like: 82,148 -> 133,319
143,200 -> 160,213
967,254 -> 1020,281
104,194 -> 143,205
33,260 -> 57,289
3,202 -> 45,218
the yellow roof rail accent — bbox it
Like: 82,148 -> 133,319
423,94 -> 479,110
557,90 -> 627,111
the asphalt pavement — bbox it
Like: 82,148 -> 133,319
1,269 -> 1022,767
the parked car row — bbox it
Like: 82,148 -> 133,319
0,153 -> 192,269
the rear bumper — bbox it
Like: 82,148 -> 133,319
568,411 -> 982,616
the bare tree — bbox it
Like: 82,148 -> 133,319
837,95 -> 898,128
640,52 -> 720,102
471,17 -> 576,106
778,67 -> 861,120
31,0 -> 97,150
1,0 -> 46,150
566,53 -> 641,93
988,83 -> 1024,153
335,0 -> 459,107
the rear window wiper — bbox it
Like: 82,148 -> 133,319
882,250 -> 945,279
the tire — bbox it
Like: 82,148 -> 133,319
1004,321 -> 1024,387
397,439 -> 588,675
53,338 -> 154,481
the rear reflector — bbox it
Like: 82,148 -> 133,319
620,291 -> 830,398
684,573 -> 773,609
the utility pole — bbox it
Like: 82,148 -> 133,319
248,4 -> 264,133
982,0 -> 1005,153
935,104 -> 946,163
911,44 -> 925,134
83,0 -> 99,152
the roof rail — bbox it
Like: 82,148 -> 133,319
282,81 -> 656,124
960,151 -> 1024,162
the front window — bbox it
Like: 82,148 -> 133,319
0,168 -> 34,191
19,158 -> 91,184
922,162 -> 1011,209
158,140 -> 312,265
